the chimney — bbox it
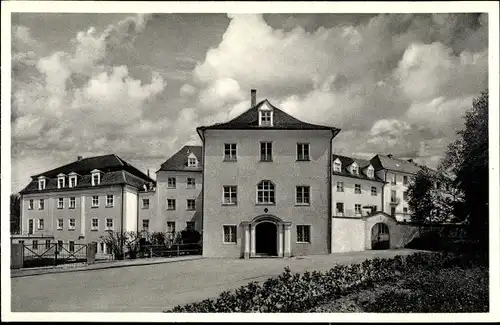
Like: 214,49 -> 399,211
387,154 -> 393,158
77,156 -> 83,161
147,169 -> 150,177
251,89 -> 257,107
407,158 -> 414,163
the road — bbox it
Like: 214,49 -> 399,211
11,249 -> 420,312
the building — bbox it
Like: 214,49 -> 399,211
155,145 -> 203,239
197,89 -> 340,258
17,154 -> 155,256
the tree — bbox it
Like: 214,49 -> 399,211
10,193 -> 21,234
406,168 -> 436,225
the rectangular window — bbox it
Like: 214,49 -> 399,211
69,218 -> 76,230
223,186 -> 237,205
91,218 -> 99,231
58,178 -> 65,189
167,199 -> 176,210
188,158 -> 197,167
69,176 -> 77,188
45,240 -> 51,249
57,218 -> 63,230
403,207 -> 408,214
371,186 -> 377,196
223,225 -> 237,243
38,179 -> 46,190
106,195 -> 114,207
261,111 -> 272,125
69,197 -> 76,209
37,218 -> 44,230
39,199 -> 44,210
187,177 -> 196,188
355,204 -> 362,215
69,241 -> 75,252
187,199 -> 196,211
57,197 -> 64,209
403,191 -> 408,201
32,240 -> 38,250
257,181 -> 275,204
58,240 -> 63,249
296,225 -> 311,243
260,142 -> 273,161
297,143 -> 310,161
99,242 -> 104,253
105,218 -> 114,231
186,221 -> 194,231
333,161 -> 342,172
167,177 -> 176,188
92,195 -> 99,207
391,207 -> 396,216
167,221 -> 176,239
142,198 -> 150,209
142,219 -> 149,232
28,199 -> 34,210
355,184 -> 361,194
391,190 -> 397,202
336,202 -> 344,214
296,186 -> 310,205
224,143 -> 237,161
92,174 -> 100,186
391,174 -> 397,184
336,182 -> 344,192
403,175 -> 408,185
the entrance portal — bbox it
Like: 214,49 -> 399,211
371,222 -> 390,250
255,221 -> 278,256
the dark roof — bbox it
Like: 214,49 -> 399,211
197,99 -> 340,134
370,154 -> 422,175
332,154 -> 385,183
158,145 -> 203,172
21,154 -> 155,194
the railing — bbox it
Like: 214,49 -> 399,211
144,243 -> 202,258
22,242 -> 88,268
389,197 -> 400,205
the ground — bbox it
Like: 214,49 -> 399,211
11,249 -> 420,312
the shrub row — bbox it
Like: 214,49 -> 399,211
166,252 -> 486,313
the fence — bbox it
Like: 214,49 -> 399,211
20,242 -> 93,268
143,243 -> 202,258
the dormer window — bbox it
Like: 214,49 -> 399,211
187,153 -> 198,167
38,176 -> 46,190
366,166 -> 374,178
68,172 -> 78,188
351,163 -> 359,175
91,169 -> 102,186
333,160 -> 342,173
258,102 -> 274,127
57,174 -> 66,189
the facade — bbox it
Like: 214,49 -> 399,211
197,90 -> 340,258
156,145 -> 203,238
17,154 -> 155,256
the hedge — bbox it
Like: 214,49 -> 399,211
166,252 -> 486,313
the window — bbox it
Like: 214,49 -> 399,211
260,111 -> 272,126
58,197 -> 64,209
188,157 -> 197,167
187,177 -> 196,188
336,202 -> 344,214
58,240 -> 63,249
38,178 -> 46,190
355,184 -> 361,194
58,177 -> 65,189
167,177 -> 176,188
257,180 -> 275,204
142,198 -> 150,209
186,221 -> 194,231
99,242 -> 104,253
19,240 -> 24,245
296,225 -> 311,243
28,199 -> 33,210
336,181 -> 344,192
142,219 -> 150,232
167,221 -> 176,239
105,218 -> 113,231
391,207 -> 396,216
224,143 -> 237,161
92,195 -> 99,207
297,143 -> 310,161
391,174 -> 397,184
57,218 -> 63,230
37,218 -> 44,230
91,171 -> 101,186
187,199 -> 196,211
260,142 -> 272,161
403,175 -> 408,185
391,190 -> 397,202
167,199 -> 176,210
106,195 -> 114,207
223,225 -> 237,243
371,186 -> 377,196
355,204 -> 362,215
352,165 -> 359,175
32,240 -> 38,249
69,218 -> 76,230
45,240 -> 51,249
403,191 -> 408,201
91,218 -> 99,231
403,207 -> 408,214
39,199 -> 45,210
296,186 -> 310,205
69,175 -> 77,188
333,161 -> 342,172
69,197 -> 76,209
69,241 -> 75,252
223,186 -> 237,205
367,168 -> 374,178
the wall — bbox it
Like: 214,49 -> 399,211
331,217 -> 365,252
382,171 -> 415,221
364,213 -> 420,249
138,191 -> 156,232
202,129 -> 332,257
332,175 -> 383,217
123,186 -> 138,232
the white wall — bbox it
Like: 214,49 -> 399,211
124,187 -> 138,232
331,217 -> 365,252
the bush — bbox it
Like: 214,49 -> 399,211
166,252 -> 487,313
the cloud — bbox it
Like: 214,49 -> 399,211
180,83 -> 196,97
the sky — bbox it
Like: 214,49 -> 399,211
10,12 -> 488,193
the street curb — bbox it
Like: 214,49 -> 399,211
11,256 -> 204,278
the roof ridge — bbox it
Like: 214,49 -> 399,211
113,154 -> 126,166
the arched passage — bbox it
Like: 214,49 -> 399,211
371,222 -> 390,250
255,221 -> 278,256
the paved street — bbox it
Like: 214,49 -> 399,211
11,249 -> 422,312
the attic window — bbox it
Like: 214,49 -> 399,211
91,169 -> 102,186
351,164 -> 359,175
188,157 -> 197,167
38,177 -> 46,190
333,160 -> 342,173
366,167 -> 374,178
57,174 -> 66,189
69,174 -> 78,188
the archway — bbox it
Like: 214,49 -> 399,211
371,222 -> 390,250
255,221 -> 278,256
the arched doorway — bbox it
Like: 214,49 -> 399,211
371,222 -> 390,250
255,221 -> 278,256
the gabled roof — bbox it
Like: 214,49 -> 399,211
370,154 -> 422,175
197,99 -> 340,134
158,145 -> 203,172
332,154 -> 384,183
